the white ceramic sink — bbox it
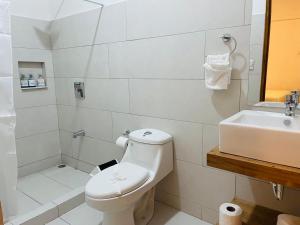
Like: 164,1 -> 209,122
219,110 -> 300,168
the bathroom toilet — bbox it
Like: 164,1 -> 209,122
85,129 -> 173,225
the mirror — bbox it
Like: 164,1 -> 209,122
248,0 -> 300,105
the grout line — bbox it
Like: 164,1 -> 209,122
14,104 -> 57,110
50,24 -> 251,52
52,76 -> 246,81
16,189 -> 43,206
56,105 -> 222,127
16,129 -> 59,140
59,217 -> 72,225
16,187 -> 44,205
40,170 -> 78,190
18,155 -> 61,171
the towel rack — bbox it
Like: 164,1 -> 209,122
220,34 -> 237,56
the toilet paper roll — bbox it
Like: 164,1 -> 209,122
219,203 -> 242,225
116,136 -> 129,149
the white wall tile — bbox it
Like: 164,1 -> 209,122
236,175 -> 300,216
109,32 -> 205,79
13,78 -> 57,108
16,105 -> 59,138
0,34 -> 13,76
0,1 -> 11,34
11,16 -> 52,49
155,190 -> 202,219
158,160 -> 235,211
16,131 -> 61,166
95,2 -> 126,44
60,130 -> 123,166
12,48 -> 54,78
250,14 -> 265,45
0,77 -> 14,116
52,45 -> 109,78
55,78 -> 130,113
112,113 -> 203,165
202,125 -> 219,166
57,105 -> 113,141
205,25 -> 251,79
249,44 -> 263,76
247,76 -> 261,105
130,79 -> 241,124
77,136 -> 124,166
126,0 -> 246,39
51,9 -> 101,49
245,0 -> 253,25
201,207 -> 218,225
18,155 -> 61,177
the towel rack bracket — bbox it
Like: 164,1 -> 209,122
220,33 -> 237,55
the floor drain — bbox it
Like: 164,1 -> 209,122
57,164 -> 66,168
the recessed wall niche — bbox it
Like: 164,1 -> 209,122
18,61 -> 48,90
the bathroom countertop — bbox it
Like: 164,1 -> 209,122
217,198 -> 281,225
207,148 -> 300,189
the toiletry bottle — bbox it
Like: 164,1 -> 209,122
37,74 -> 46,87
20,74 -> 29,88
28,74 -> 37,87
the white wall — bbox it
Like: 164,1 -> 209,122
252,0 -> 266,15
11,16 -> 61,176
10,0 -> 300,223
11,0 -> 62,21
11,0 -> 102,20
51,0 -> 300,223
0,0 -> 18,219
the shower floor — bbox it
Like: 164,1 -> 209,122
15,165 -> 90,218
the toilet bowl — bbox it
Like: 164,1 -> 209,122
85,129 -> 173,225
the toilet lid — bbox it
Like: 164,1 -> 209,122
85,162 -> 149,199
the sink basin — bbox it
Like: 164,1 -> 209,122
219,110 -> 300,168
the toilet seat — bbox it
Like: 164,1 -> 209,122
86,162 -> 149,199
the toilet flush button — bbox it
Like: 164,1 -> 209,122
143,131 -> 152,136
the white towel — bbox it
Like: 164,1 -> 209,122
204,53 -> 232,90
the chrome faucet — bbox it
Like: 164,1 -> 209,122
73,130 -> 86,138
285,91 -> 299,117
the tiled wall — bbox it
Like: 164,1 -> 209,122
10,0 -> 300,222
51,0 -> 300,223
11,16 -> 61,177
0,0 -> 14,116
248,13 -> 265,105
51,0 -> 241,221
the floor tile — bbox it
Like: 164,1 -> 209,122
16,191 -> 41,216
57,202 -> 210,225
46,218 -> 69,225
41,166 -> 91,189
61,203 -> 103,225
17,173 -> 71,204
149,202 -> 211,225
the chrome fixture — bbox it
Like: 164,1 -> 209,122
220,33 -> 237,56
285,91 -> 299,117
74,82 -> 85,99
271,183 -> 284,200
73,130 -> 86,138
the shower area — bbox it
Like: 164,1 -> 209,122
7,0 -> 127,223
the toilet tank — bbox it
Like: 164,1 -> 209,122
121,129 -> 173,181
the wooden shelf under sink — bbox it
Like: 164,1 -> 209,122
207,147 -> 300,189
